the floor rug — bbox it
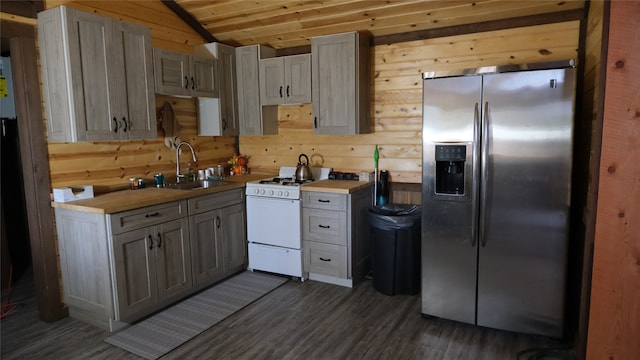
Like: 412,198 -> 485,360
104,271 -> 287,359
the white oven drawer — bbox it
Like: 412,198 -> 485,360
248,243 -> 304,279
246,196 -> 301,249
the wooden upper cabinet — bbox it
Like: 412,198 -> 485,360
153,48 -> 217,98
37,6 -> 156,142
193,43 -> 239,136
259,54 -> 311,105
236,45 -> 278,135
311,31 -> 370,134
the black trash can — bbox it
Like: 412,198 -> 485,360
368,204 -> 422,296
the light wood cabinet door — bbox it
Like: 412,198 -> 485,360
113,218 -> 191,321
236,45 -> 278,135
154,218 -> 192,302
115,21 -> 156,140
38,6 -> 156,142
285,54 -> 312,104
236,46 -> 263,135
153,48 -> 191,96
259,57 -> 285,105
217,43 -> 239,136
190,210 -> 225,288
192,55 -> 218,97
311,31 -> 370,134
113,227 -> 157,321
260,54 -> 311,105
220,203 -> 247,272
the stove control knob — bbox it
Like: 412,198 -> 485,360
253,189 -> 260,195
259,189 -> 265,195
277,191 -> 283,197
268,190 -> 274,196
284,191 -> 289,197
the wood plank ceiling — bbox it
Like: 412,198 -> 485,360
173,0 -> 587,50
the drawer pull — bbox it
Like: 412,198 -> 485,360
318,199 -> 330,203
319,257 -> 331,262
148,234 -> 154,250
318,224 -> 331,229
145,212 -> 160,218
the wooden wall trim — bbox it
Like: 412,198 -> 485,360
10,35 -> 67,322
586,0 -> 640,358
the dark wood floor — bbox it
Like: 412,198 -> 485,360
1,268 -> 575,360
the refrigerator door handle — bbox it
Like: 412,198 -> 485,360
479,101 -> 489,247
471,102 -> 480,247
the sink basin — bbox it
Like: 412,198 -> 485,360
164,180 -> 229,190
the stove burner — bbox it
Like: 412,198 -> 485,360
259,178 -> 281,184
258,177 -> 314,186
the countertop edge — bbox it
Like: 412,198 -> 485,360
50,177 -> 260,214
300,180 -> 374,194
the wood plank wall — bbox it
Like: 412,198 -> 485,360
240,21 -> 580,190
586,1 -> 640,358
42,1 -> 579,199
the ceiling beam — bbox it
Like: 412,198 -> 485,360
0,0 -> 44,18
161,0 -> 217,43
373,8 -> 586,46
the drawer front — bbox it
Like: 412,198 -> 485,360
188,188 -> 245,215
109,200 -> 187,234
302,208 -> 347,245
303,192 -> 346,211
304,241 -> 347,278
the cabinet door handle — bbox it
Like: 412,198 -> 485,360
112,117 -> 118,133
318,199 -> 330,203
222,118 -> 227,130
184,76 -> 189,89
216,215 -> 221,229
319,257 -> 331,262
145,212 -> 160,218
191,76 -> 195,90
157,233 -> 162,248
314,117 -> 318,128
286,85 -> 290,97
148,234 -> 154,250
318,224 -> 331,229
279,86 -> 283,98
121,117 -> 127,133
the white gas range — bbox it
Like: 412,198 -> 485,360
245,166 -> 331,281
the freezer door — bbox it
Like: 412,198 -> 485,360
421,75 -> 481,324
477,68 -> 575,337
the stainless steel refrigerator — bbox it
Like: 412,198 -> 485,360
421,61 -> 576,337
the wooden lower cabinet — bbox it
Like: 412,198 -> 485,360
302,185 -> 373,287
189,189 -> 247,289
112,217 -> 192,322
53,188 -> 247,332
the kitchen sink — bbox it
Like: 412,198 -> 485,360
164,180 -> 229,190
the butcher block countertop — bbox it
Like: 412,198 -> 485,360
52,176 -> 373,214
301,180 -> 373,194
51,174 -> 267,214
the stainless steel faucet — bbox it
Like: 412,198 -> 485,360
176,141 -> 197,183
